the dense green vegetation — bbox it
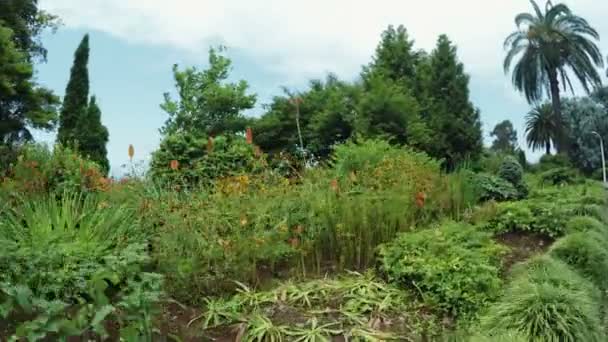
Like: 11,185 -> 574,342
1,0 -> 608,341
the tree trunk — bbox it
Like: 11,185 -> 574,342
547,69 -> 564,154
545,142 -> 551,155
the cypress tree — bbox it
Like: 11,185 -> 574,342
77,96 -> 109,173
58,34 -> 89,145
424,35 -> 482,169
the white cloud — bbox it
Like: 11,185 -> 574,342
41,0 -> 608,83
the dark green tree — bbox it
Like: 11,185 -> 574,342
525,103 -> 560,155
504,0 -> 603,152
160,47 -> 256,137
58,34 -> 90,145
362,25 -> 421,87
75,96 -> 109,173
0,0 -> 59,62
0,3 -> 59,172
490,120 -> 518,153
424,35 -> 483,168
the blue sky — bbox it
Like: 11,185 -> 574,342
35,0 -> 608,176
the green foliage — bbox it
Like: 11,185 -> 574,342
481,256 -> 604,341
146,140 -> 443,301
378,222 -> 505,317
58,34 -> 90,146
565,216 -> 606,235
75,96 -> 109,174
549,232 -> 608,291
498,156 -> 528,199
0,21 -> 58,152
423,35 -> 483,169
0,192 -> 162,340
149,133 -> 264,187
539,167 -> 580,185
497,156 -> 523,185
0,144 -> 108,196
524,104 -> 560,155
190,272 -> 430,341
160,47 -> 256,137
490,120 -> 518,153
470,173 -> 519,202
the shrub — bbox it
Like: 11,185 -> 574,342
0,193 -> 161,339
149,132 -> 264,187
471,173 -> 519,202
498,156 -> 523,185
537,154 -> 571,171
565,216 -> 605,235
539,167 -> 580,186
0,144 -> 108,196
481,256 -> 603,342
378,222 -> 505,317
549,232 -> 608,290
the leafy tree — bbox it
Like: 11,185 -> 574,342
424,35 -> 482,168
0,0 -> 59,62
160,47 -> 256,137
525,103 -> 560,155
58,34 -> 90,146
561,97 -> 608,175
254,75 -> 358,158
356,74 -> 430,149
75,96 -> 109,173
0,0 -> 59,147
504,0 -> 603,152
491,120 -> 518,153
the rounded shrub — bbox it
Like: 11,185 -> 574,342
378,222 -> 505,317
498,155 -> 523,185
481,256 -> 603,342
539,167 -> 580,186
549,232 -> 608,291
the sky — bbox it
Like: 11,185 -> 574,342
35,0 -> 608,176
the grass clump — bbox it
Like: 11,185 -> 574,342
549,232 -> 608,291
565,216 -> 606,235
480,256 -> 604,342
378,222 -> 506,317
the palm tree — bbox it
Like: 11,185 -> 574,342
504,0 -> 604,152
525,103 -> 560,155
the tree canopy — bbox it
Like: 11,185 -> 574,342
491,120 -> 518,153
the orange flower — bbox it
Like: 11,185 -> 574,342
170,159 -> 179,170
246,127 -> 253,144
330,179 -> 340,193
128,144 -> 135,160
415,191 -> 426,208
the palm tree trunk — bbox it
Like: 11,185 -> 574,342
548,69 -> 564,154
545,142 -> 551,155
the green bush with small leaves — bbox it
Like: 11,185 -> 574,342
565,216 -> 606,235
539,167 -> 580,186
378,222 -> 506,317
471,173 -> 519,202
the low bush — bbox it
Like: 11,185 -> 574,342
481,256 -> 603,342
536,154 -> 572,171
0,193 -> 161,339
565,216 -> 605,235
0,144 -> 108,197
539,167 -> 580,186
549,232 -> 608,291
149,132 -> 265,187
470,173 -> 519,202
378,222 -> 505,317
498,156 -> 523,186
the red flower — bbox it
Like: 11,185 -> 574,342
330,179 -> 339,193
170,160 -> 179,171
